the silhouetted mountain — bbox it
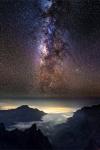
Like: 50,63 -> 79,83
0,123 -> 52,150
0,105 -> 46,126
53,104 -> 100,150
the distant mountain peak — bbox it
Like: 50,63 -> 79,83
17,105 -> 30,110
0,105 -> 46,125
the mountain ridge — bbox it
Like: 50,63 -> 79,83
0,123 -> 52,150
0,105 -> 46,126
53,104 -> 100,150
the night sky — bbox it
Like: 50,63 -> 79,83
0,0 -> 100,98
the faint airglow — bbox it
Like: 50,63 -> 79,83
37,106 -> 76,113
0,105 -> 17,110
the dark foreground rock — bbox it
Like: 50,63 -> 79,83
53,104 -> 100,150
0,123 -> 52,150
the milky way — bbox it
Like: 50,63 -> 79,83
37,0 -> 77,94
0,0 -> 100,97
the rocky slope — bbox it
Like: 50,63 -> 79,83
0,123 -> 52,150
53,104 -> 100,150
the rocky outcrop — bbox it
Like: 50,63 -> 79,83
0,123 -> 52,150
53,105 -> 100,150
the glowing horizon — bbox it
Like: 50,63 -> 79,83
0,105 -> 76,114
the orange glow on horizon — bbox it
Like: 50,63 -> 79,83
34,106 -> 75,113
0,105 -> 17,110
0,105 -> 76,113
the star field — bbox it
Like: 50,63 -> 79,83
0,0 -> 100,98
